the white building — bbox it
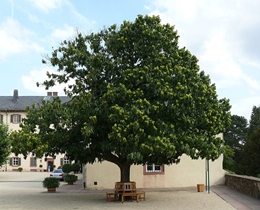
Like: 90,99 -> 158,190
0,90 -> 71,172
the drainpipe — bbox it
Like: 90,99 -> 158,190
205,159 -> 210,194
5,109 -> 8,124
5,109 -> 8,172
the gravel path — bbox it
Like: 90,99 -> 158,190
0,172 -> 236,210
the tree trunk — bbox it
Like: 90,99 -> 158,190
119,164 -> 131,182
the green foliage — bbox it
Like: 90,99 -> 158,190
42,177 -> 60,188
248,106 -> 260,139
71,163 -> 80,172
18,167 -> 23,172
62,164 -> 73,173
238,128 -> 260,176
223,115 -> 248,172
64,174 -> 77,183
223,145 -> 235,171
257,174 -> 260,178
237,106 -> 260,176
0,123 -> 10,166
13,15 -> 231,182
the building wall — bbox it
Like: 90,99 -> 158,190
2,153 -> 69,172
0,111 -> 26,131
86,154 -> 225,189
0,111 -> 70,172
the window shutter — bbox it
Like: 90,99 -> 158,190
18,158 -> 21,166
18,115 -> 21,123
60,158 -> 63,166
0,114 -> 3,122
10,115 -> 13,123
9,158 -> 12,166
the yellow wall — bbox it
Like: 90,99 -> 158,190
85,154 -> 225,189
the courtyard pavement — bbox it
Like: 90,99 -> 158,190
0,172 -> 259,210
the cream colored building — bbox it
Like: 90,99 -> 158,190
85,148 -> 225,189
0,90 -> 71,172
1,90 -> 225,189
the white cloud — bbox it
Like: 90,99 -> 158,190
21,67 -> 74,96
0,18 -> 44,61
232,96 -> 260,121
51,25 -> 77,42
27,0 -> 63,13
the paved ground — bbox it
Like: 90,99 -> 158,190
0,172 -> 259,210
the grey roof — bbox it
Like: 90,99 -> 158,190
0,96 -> 71,112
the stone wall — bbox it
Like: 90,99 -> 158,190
225,173 -> 260,199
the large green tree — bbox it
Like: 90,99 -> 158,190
11,15 -> 231,182
0,123 -> 10,167
238,128 -> 260,176
223,115 -> 248,172
237,105 -> 260,175
247,105 -> 260,138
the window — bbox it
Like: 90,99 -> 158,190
0,114 -> 3,123
30,157 -> 37,167
143,163 -> 164,175
10,114 -> 21,123
10,157 -> 21,166
60,157 -> 70,166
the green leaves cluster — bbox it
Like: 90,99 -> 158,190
0,123 -> 10,166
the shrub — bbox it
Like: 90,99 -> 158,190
71,163 -> 80,173
18,167 -> 23,172
62,164 -> 73,173
257,174 -> 260,178
64,174 -> 77,183
42,177 -> 60,188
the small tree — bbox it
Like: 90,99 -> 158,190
62,164 -> 73,173
0,123 -> 10,167
71,163 -> 80,173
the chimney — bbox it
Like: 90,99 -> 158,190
53,92 -> 58,96
47,92 -> 52,96
13,89 -> 18,102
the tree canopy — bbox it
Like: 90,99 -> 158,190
223,115 -> 248,172
238,128 -> 260,176
10,15 -> 231,182
0,123 -> 10,167
236,105 -> 260,176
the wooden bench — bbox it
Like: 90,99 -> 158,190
121,192 -> 139,203
106,192 -> 118,202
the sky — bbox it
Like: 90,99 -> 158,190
1,0 -> 260,121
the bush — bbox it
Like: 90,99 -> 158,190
42,177 -> 60,188
257,174 -> 260,178
64,174 -> 77,183
71,163 -> 80,173
62,164 -> 73,173
18,167 -> 23,172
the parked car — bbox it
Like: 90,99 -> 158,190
50,169 -> 65,181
